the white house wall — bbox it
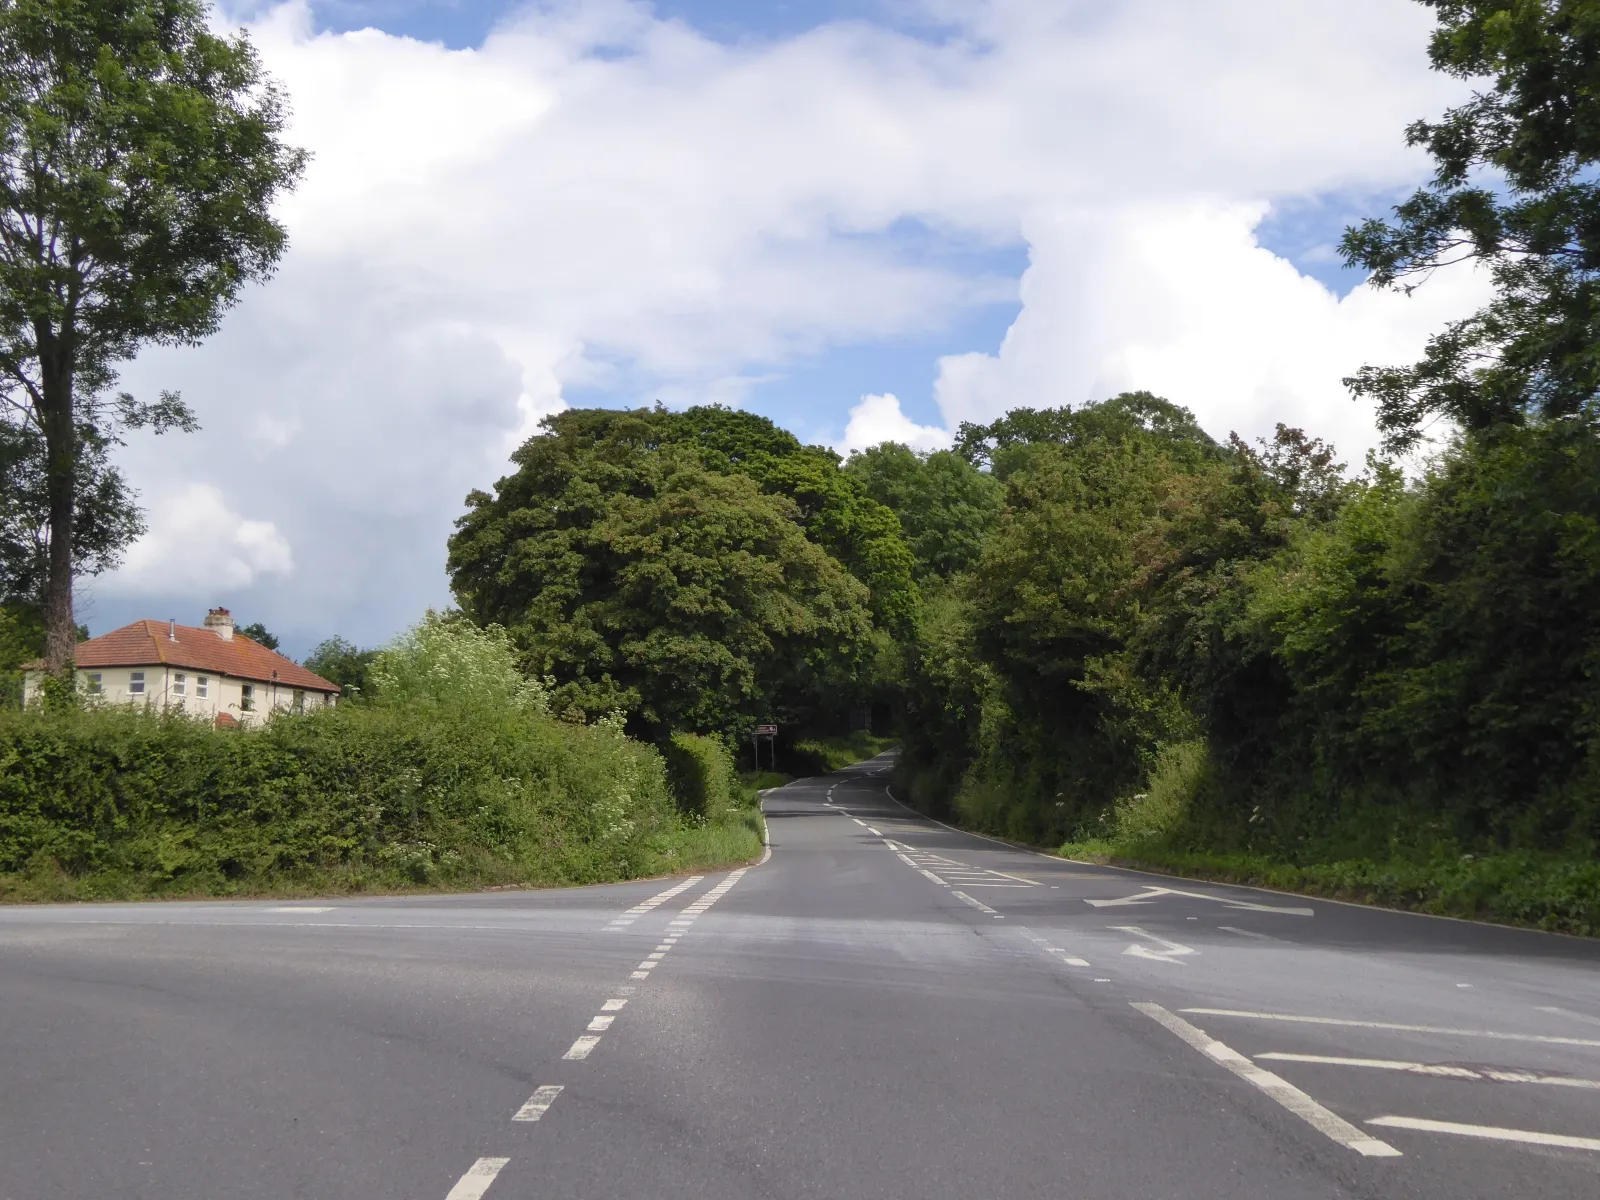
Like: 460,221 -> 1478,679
21,668 -> 336,727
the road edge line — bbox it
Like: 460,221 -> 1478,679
1131,1002 -> 1402,1159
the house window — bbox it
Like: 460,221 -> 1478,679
240,684 -> 254,712
172,673 -> 186,696
129,671 -> 145,695
85,673 -> 102,694
196,676 -> 209,699
293,689 -> 305,713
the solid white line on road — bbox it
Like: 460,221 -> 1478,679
444,1157 -> 510,1199
587,1015 -> 614,1032
1538,1005 -> 1600,1028
1133,1004 -> 1401,1158
268,906 -> 333,913
1367,1115 -> 1600,1152
601,998 -> 628,1011
563,1035 -> 601,1061
1181,1009 -> 1600,1048
512,1085 -> 564,1122
1257,1052 -> 1600,1088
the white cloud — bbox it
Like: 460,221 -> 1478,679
99,0 -> 1483,647
840,394 -> 953,455
109,484 -> 294,595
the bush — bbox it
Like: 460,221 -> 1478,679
789,731 -> 896,775
1109,739 -> 1209,847
662,731 -> 737,820
0,702 -> 679,899
369,611 -> 550,716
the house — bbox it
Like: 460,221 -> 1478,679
22,607 -> 340,727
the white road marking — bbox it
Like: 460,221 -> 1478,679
1062,956 -> 1091,967
919,869 -> 950,886
1257,1052 -> 1600,1088
1133,1004 -> 1401,1158
637,960 -> 658,969
1182,1009 -> 1600,1048
1112,925 -> 1196,964
866,826 -> 881,835
267,906 -> 333,913
1088,886 -> 1312,916
601,998 -> 628,1012
645,953 -> 666,961
629,970 -> 650,979
587,1015 -> 614,1032
1539,1005 -> 1600,1029
950,890 -> 999,915
852,818 -> 866,826
1367,1116 -> 1600,1152
512,1084 -> 564,1122
563,1035 -> 601,1061
444,1157 -> 510,1199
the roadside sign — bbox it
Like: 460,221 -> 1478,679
755,724 -> 778,735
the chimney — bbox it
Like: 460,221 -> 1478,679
204,607 -> 234,641
168,618 -> 176,642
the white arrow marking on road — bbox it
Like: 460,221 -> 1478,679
1111,925 -> 1196,964
1086,886 -> 1312,916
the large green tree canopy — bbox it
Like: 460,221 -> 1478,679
1342,0 -> 1600,450
448,408 -> 879,738
843,443 -> 1002,583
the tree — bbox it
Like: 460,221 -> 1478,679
235,621 -> 278,650
0,410 -> 142,603
954,391 -> 1220,477
303,634 -> 379,696
448,438 -> 874,740
844,443 -> 1003,582
1341,0 -> 1600,451
0,0 -> 307,671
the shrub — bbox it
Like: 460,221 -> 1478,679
661,731 -> 737,820
368,611 -> 549,716
1109,739 -> 1209,847
0,702 -> 676,897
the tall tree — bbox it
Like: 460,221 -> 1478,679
844,443 -> 1003,583
0,0 -> 306,670
1342,0 -> 1600,451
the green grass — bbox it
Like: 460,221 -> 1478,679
1061,839 -> 1600,937
789,731 -> 897,775
647,807 -> 766,876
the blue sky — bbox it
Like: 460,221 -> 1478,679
91,0 -> 1481,656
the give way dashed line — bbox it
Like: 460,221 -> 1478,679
442,866 -> 753,1197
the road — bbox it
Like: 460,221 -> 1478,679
3,754 -> 1599,1198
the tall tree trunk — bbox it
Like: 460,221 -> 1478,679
40,338 -> 75,674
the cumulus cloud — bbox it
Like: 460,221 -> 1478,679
97,0 -> 1481,648
109,484 -> 293,595
840,394 -> 953,455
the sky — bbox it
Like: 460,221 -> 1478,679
88,0 -> 1492,657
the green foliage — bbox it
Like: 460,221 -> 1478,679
1340,0 -> 1600,450
303,635 -> 379,697
1106,740 -> 1211,848
369,611 -> 551,718
0,0 -> 306,665
788,731 -> 897,776
844,443 -> 1002,582
661,731 -> 737,819
0,600 -> 42,707
235,621 -> 279,651
448,411 -> 877,739
0,702 -> 684,897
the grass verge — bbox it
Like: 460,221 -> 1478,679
1061,839 -> 1600,938
789,732 -> 896,775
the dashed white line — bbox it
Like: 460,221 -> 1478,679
1133,1004 -> 1401,1158
1538,1005 -> 1600,1028
1367,1115 -> 1600,1152
512,1084 -> 564,1122
1182,1008 -> 1600,1048
563,1035 -> 602,1061
586,1015 -> 615,1032
444,1157 -> 510,1199
601,997 -> 628,1012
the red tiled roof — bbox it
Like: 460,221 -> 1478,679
26,620 -> 339,692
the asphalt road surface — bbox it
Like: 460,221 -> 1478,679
4,754 -> 1599,1199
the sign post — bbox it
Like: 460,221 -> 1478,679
753,724 -> 778,772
